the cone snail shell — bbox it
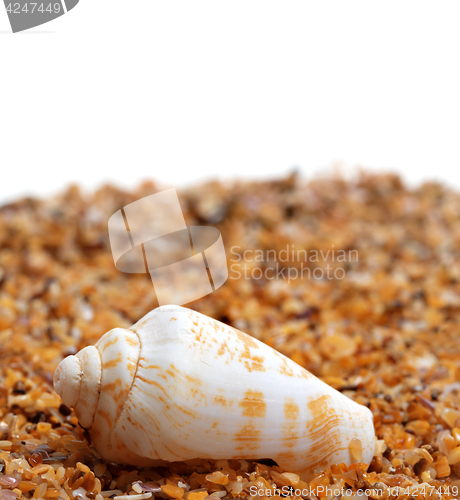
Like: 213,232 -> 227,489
54,305 -> 375,478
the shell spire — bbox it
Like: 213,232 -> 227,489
54,305 -> 376,479
53,345 -> 102,429
53,354 -> 82,409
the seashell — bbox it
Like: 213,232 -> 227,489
53,305 -> 375,478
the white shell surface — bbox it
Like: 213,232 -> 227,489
90,327 -> 157,465
103,305 -> 376,478
74,346 -> 101,429
54,354 -> 81,408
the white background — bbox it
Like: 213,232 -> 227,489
1,2 -> 459,204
